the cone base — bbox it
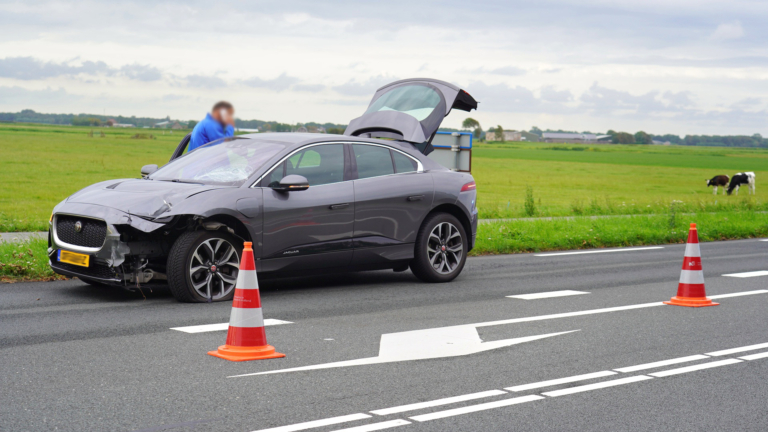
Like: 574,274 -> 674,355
208,344 -> 285,362
664,296 -> 719,308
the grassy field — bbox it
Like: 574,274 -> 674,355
474,142 -> 767,218
0,123 -> 184,231
1,123 -> 766,282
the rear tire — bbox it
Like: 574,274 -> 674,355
167,230 -> 242,303
410,213 -> 467,283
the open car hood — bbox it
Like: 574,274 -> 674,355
344,78 -> 477,154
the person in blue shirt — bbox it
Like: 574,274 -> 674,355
188,101 -> 235,151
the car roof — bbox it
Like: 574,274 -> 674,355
237,132 -> 425,155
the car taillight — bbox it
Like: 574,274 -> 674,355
461,181 -> 476,192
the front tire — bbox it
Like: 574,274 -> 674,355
167,230 -> 242,303
410,213 -> 467,283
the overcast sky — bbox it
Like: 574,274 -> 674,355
1,0 -> 767,135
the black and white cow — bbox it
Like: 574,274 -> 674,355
727,172 -> 756,196
706,175 -> 729,195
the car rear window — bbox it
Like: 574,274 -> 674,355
353,145 -> 394,179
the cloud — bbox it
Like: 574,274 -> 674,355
293,83 -> 325,92
120,63 -> 162,81
662,90 -> 694,108
241,73 -> 300,91
332,75 -> 397,97
468,81 -> 574,115
0,57 -> 110,80
0,56 -> 162,81
540,86 -> 573,103
0,85 -> 76,105
730,97 -> 761,109
185,74 -> 226,89
470,66 -> 527,76
711,20 -> 745,41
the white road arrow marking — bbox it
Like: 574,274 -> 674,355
230,327 -> 578,377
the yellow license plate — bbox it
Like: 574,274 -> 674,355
58,250 -> 90,267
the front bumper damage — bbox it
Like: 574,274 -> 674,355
49,202 -> 167,287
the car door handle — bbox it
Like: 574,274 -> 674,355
407,195 -> 424,202
329,203 -> 349,210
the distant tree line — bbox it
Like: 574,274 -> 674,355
0,109 -> 347,133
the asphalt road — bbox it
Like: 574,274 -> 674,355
2,239 -> 768,432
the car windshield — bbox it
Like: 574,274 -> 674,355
150,138 -> 287,186
365,85 -> 441,121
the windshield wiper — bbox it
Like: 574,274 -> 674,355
158,179 -> 203,184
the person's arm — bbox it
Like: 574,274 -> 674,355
225,125 -> 234,137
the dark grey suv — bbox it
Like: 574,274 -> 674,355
49,78 -> 479,302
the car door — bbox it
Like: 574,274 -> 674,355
259,143 -> 354,273
350,143 -> 433,265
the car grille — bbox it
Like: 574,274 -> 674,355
52,261 -> 120,281
56,215 -> 107,248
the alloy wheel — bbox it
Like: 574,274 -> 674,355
427,222 -> 463,274
188,238 -> 240,300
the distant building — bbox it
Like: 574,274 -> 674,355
236,128 -> 260,133
153,121 -> 171,128
542,132 -> 612,143
170,121 -> 183,130
113,123 -> 135,128
652,140 -> 671,145
487,130 -> 523,141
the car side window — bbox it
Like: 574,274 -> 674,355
392,151 -> 418,174
266,144 -> 344,187
352,144 -> 395,179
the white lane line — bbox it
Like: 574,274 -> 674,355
370,390 -> 506,416
739,351 -> 768,361
709,290 -> 768,299
408,395 -> 544,422
722,271 -> 768,278
541,375 -> 653,397
614,355 -> 710,373
507,290 -> 590,300
649,359 -> 742,377
474,289 -> 768,329
706,342 -> 768,357
329,420 -> 411,432
760,239 -> 768,242
534,247 -> 664,257
171,319 -> 293,333
251,414 -> 371,432
475,302 -> 664,328
505,371 -> 617,392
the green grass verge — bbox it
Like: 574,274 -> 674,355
3,123 -> 768,230
0,238 -> 64,282
2,211 -> 765,282
470,210 -> 768,255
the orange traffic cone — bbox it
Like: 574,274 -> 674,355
664,223 -> 718,308
208,242 -> 285,361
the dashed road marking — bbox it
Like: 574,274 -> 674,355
541,375 -> 653,397
708,290 -> 768,299
648,359 -> 743,377
706,342 -> 768,357
505,371 -> 617,392
739,351 -> 768,361
722,271 -> 768,278
507,290 -> 590,300
534,247 -> 664,257
171,319 -> 293,333
408,395 -> 544,422
329,420 -> 411,432
370,390 -> 507,415
253,341 -> 768,432
614,355 -> 710,373
251,414 -> 371,432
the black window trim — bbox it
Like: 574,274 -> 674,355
250,141 -> 423,188
350,142 -> 423,180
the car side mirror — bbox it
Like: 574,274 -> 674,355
272,174 -> 309,192
141,164 -> 158,178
